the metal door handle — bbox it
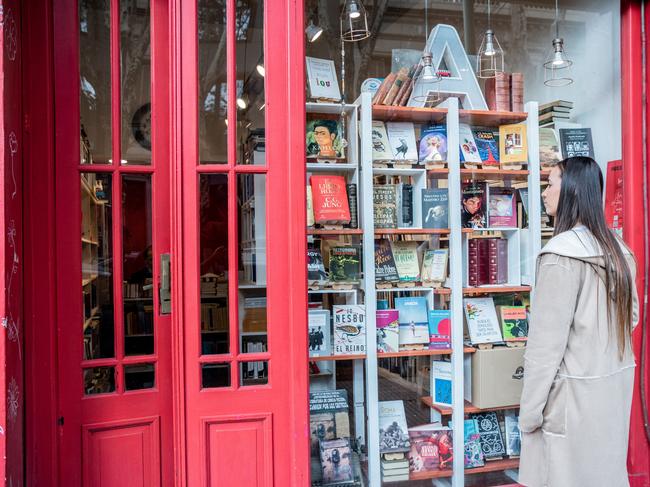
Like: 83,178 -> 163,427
160,253 -> 171,314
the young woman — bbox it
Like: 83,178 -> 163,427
519,156 -> 638,487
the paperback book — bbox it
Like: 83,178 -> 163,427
463,419 -> 485,468
390,241 -> 420,282
329,246 -> 361,282
375,240 -> 399,282
307,247 -> 327,283
395,296 -> 429,346
539,127 -> 562,167
378,401 -> 411,453
461,182 -> 487,229
408,424 -> 453,472
308,309 -> 331,357
473,128 -> 500,166
310,175 -> 351,225
376,310 -> 399,353
497,305 -> 528,341
488,187 -> 516,227
459,123 -> 482,165
470,411 -> 506,460
463,297 -> 503,345
333,305 -> 366,355
320,438 -> 354,484
306,119 -> 345,159
504,412 -> 521,457
431,360 -> 452,406
419,124 -> 447,165
499,123 -> 528,165
373,185 -> 398,229
307,185 -> 315,227
428,309 -> 451,349
386,122 -> 419,162
371,121 -> 393,161
559,128 -> 594,159
422,188 -> 449,229
421,248 -> 448,284
309,389 -> 350,454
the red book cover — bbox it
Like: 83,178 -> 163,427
408,425 -> 453,472
309,175 -> 351,224
488,239 -> 508,284
605,159 -> 623,236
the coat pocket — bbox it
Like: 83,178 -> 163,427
542,376 -> 567,436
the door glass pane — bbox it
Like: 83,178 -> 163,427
122,174 -> 154,356
201,363 -> 231,388
83,366 -> 116,395
82,172 -> 114,360
124,363 -> 155,390
121,0 -> 152,165
200,174 -> 229,354
198,0 -> 227,164
240,361 -> 268,386
79,0 -> 111,164
236,0 -> 265,165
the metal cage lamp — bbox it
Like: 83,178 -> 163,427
410,52 -> 442,105
476,0 -> 505,79
340,0 -> 370,42
543,0 -> 573,87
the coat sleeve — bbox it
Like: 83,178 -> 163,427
519,253 -> 581,433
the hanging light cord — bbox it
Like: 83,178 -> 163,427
554,0 -> 559,39
488,0 -> 491,30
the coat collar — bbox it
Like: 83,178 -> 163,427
539,225 -> 631,261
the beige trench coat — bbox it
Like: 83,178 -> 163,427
519,226 -> 638,487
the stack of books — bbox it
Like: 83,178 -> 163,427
372,65 -> 421,107
538,100 -> 573,127
484,72 -> 524,112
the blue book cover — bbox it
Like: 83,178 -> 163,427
473,129 -> 500,164
428,309 -> 451,349
419,125 -> 447,163
432,360 -> 452,406
395,297 -> 429,345
463,419 -> 485,468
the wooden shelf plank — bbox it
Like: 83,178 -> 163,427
463,285 -> 531,295
427,168 -> 449,177
372,105 -> 447,123
310,354 -> 366,362
459,109 -> 528,126
408,468 -> 453,480
420,397 -> 519,416
460,168 -> 529,181
307,228 -> 363,236
409,458 -> 520,480
374,228 -> 450,235
379,347 -> 475,358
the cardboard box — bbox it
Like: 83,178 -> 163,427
471,346 -> 525,409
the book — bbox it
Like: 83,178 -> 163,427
459,123 -> 482,165
390,241 -> 420,282
470,412 -> 506,460
428,309 -> 451,349
307,247 -> 327,283
422,188 -> 449,229
463,419 -> 485,468
375,240 -> 399,282
421,248 -> 448,284
431,361 -> 452,406
393,65 -> 417,106
373,184 -> 398,229
386,122 -> 418,162
320,438 -> 354,484
510,73 -> 524,112
461,182 -> 487,229
309,389 -> 350,454
468,238 -> 489,287
473,129 -> 500,165
329,246 -> 361,282
488,187 -> 516,227
559,127 -> 594,159
408,424 -> 453,472
499,123 -> 528,164
307,185 -> 315,226
539,99 -> 574,112
373,72 -> 396,105
308,309 -> 331,357
497,305 -> 528,341
539,127 -> 562,167
419,125 -> 447,164
384,67 -> 410,106
504,412 -> 521,457
310,175 -> 351,224
306,119 -> 345,159
305,57 -> 342,101
400,183 -> 413,227
488,238 -> 508,285
463,297 -> 503,345
376,310 -> 399,353
371,121 -> 394,161
333,305 -> 366,355
395,296 -> 429,346
346,183 -> 358,229
379,401 -> 411,453
538,111 -> 570,124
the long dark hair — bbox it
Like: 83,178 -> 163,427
554,156 -> 634,358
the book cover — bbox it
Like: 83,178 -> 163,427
384,67 -> 410,106
307,247 -> 327,282
333,305 -> 366,355
329,246 -> 361,282
408,424 -> 453,472
306,119 -> 345,159
470,412 -> 506,460
378,401 -> 411,453
463,419 -> 485,468
419,125 -> 447,164
461,183 -> 487,229
305,57 -> 342,101
421,248 -> 448,284
400,183 -> 413,226
473,129 -> 500,165
459,123 -> 482,164
307,185 -> 314,227
310,175 -> 351,224
468,238 -> 490,287
373,184 -> 398,229
422,188 -> 449,229
488,238 -> 508,285
504,412 -> 521,457
346,183 -> 358,229
488,187 -> 516,227
559,128 -> 595,159
375,240 -> 399,282
386,122 -> 419,162
395,296 -> 429,346
376,310 -> 399,353
320,438 -> 354,484
499,123 -> 528,164
463,297 -> 503,345
431,360 -> 452,406
539,127 -> 562,167
308,309 -> 331,357
309,389 -> 350,454
511,73 -> 524,112
428,309 -> 451,349
497,305 -> 528,341
373,72 -> 396,105
390,241 -> 420,282
371,121 -> 394,161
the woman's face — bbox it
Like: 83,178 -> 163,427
542,165 -> 562,217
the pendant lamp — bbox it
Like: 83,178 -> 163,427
544,0 -> 573,86
411,1 -> 441,105
477,0 -> 505,78
340,0 -> 370,42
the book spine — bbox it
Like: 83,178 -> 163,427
383,67 -> 410,106
511,73 -> 524,112
401,184 -> 413,226
372,75 -> 392,104
497,238 -> 508,284
347,183 -> 358,229
484,77 -> 496,111
374,72 -> 396,105
495,72 -> 510,112
392,65 -> 415,106
478,238 -> 490,286
468,239 -> 479,287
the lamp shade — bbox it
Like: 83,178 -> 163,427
340,0 -> 370,42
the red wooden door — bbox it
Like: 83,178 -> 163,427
178,0 -> 309,485
55,0 -> 174,485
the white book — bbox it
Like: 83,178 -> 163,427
308,309 -> 331,357
332,305 -> 366,355
305,57 -> 341,101
431,360 -> 453,406
421,248 -> 448,283
371,121 -> 394,161
463,297 -> 503,344
459,123 -> 482,163
379,400 -> 411,453
386,122 -> 418,162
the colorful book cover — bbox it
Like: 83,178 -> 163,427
431,360 -> 452,406
407,424 -> 453,472
473,128 -> 500,165
373,184 -> 398,229
306,118 -> 346,159
390,241 -> 420,282
504,412 -> 521,457
309,389 -> 350,455
375,240 -> 399,282
386,122 -> 419,162
422,188 -> 449,229
309,175 -> 351,224
463,419 -> 485,468
559,127 -> 594,159
488,187 -> 516,227
463,297 -> 503,345
328,246 -> 360,282
539,127 -> 562,167
307,247 -> 327,282
421,249 -> 448,283
461,182 -> 487,229
497,305 -> 529,341
395,297 -> 429,346
470,412 -> 506,460
428,309 -> 451,349
419,124 -> 447,164
371,121 -> 394,161
320,438 -> 354,484
459,123 -> 482,164
333,305 -> 366,355
308,309 -> 331,357
376,310 -> 399,353
499,123 -> 528,164
378,401 -> 411,453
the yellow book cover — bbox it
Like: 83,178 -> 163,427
499,123 -> 528,164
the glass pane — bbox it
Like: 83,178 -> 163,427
198,0 -> 228,163
121,0 -> 151,165
201,363 -> 231,388
200,174 -> 229,354
79,0 -> 111,164
124,363 -> 155,390
122,174 -> 154,356
83,366 -> 116,395
82,173 -> 114,360
240,361 -> 268,386
236,0 -> 265,165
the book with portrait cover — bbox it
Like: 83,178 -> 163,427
306,119 -> 346,159
419,124 -> 447,165
310,175 -> 351,224
379,400 -> 411,453
461,182 -> 487,229
375,239 -> 399,282
320,438 -> 355,484
395,296 -> 429,346
422,188 -> 449,229
308,309 -> 331,358
376,309 -> 399,353
488,187 -> 516,227
333,305 -> 366,355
